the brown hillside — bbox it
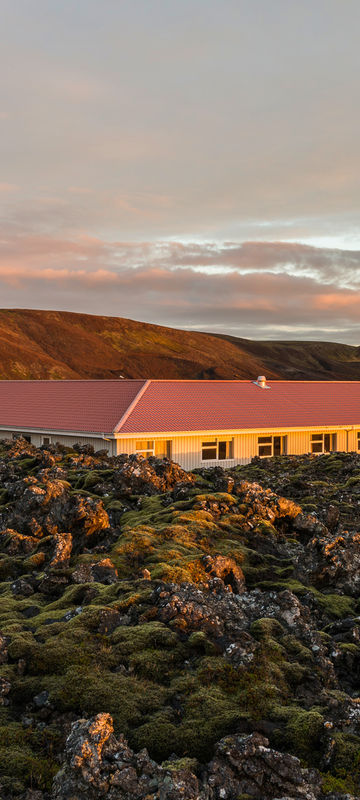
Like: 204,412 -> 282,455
0,308 -> 359,380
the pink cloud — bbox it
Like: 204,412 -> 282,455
0,231 -> 359,341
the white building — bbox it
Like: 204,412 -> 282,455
0,377 -> 359,467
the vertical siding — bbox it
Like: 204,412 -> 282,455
288,429 -> 348,454
116,429 -> 360,469
117,433 -> 263,469
53,434 -> 113,453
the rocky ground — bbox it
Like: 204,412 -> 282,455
0,439 -> 360,799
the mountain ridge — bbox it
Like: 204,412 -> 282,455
0,308 -> 359,380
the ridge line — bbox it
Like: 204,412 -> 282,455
113,380 -> 151,433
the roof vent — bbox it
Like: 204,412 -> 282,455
253,375 -> 270,389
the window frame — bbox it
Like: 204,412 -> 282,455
201,438 -> 234,462
257,435 -> 287,458
135,439 -> 172,459
310,433 -> 337,454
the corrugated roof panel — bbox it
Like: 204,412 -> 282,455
0,380 -> 146,434
0,379 -> 359,437
119,380 -> 360,433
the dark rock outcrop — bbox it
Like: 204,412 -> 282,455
51,713 -> 324,800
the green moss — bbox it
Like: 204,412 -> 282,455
134,685 -> 242,762
187,631 -> 216,654
341,474 -> 360,488
339,642 -> 359,654
50,664 -> 167,736
321,773 -> 356,795
271,706 -> 324,764
111,621 -> 178,651
0,722 -> 60,791
330,731 -> 360,780
250,617 -> 285,640
315,591 -> 355,619
281,635 -> 314,663
162,756 -> 198,773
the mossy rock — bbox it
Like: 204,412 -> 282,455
187,631 -> 216,654
271,705 -> 324,764
250,617 -> 285,640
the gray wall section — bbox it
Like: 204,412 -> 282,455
0,429 -> 116,455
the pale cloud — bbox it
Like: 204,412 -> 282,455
0,183 -> 18,193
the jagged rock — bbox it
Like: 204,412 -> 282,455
1,442 -> 360,796
37,572 -> 69,597
50,532 -> 73,568
51,715 -> 324,800
234,479 -> 303,524
141,567 -> 151,580
304,530 -> 360,595
71,559 -> 118,585
207,731 -> 322,799
113,454 -> 195,496
71,563 -> 93,584
24,790 -> 44,800
11,577 -> 34,596
202,554 -> 245,594
91,558 -> 118,584
0,528 -> 38,554
0,676 -> 11,706
33,690 -> 49,708
72,496 -> 110,538
97,607 -> 121,634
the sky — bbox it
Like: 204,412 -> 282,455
1,0 -> 360,342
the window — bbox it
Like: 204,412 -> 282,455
202,440 -> 217,460
357,432 -> 360,451
42,436 -> 51,446
155,440 -> 172,459
311,434 -> 323,454
201,438 -> 234,461
135,440 -> 154,456
311,433 -> 337,454
258,435 -> 287,458
135,440 -> 172,458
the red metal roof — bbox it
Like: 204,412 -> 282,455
0,380 -> 146,434
0,379 -> 360,436
119,380 -> 360,433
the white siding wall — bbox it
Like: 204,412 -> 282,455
116,428 -> 359,469
0,427 -> 358,467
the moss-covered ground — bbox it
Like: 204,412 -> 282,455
0,441 -> 360,795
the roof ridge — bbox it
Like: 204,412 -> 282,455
113,380 -> 151,433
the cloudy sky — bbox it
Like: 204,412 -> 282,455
1,0 -> 360,342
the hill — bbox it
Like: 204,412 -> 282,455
0,308 -> 359,380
